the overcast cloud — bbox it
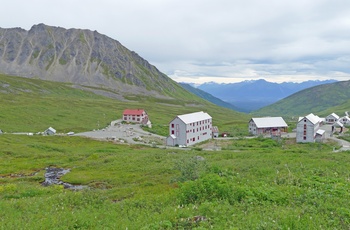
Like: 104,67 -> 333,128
2,0 -> 350,83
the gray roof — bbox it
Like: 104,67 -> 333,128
251,117 -> 288,128
316,129 -> 325,135
327,113 -> 340,120
299,113 -> 321,125
176,111 -> 212,124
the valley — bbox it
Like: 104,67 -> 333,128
1,23 -> 350,229
1,74 -> 350,229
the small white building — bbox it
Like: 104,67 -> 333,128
315,129 -> 326,142
212,126 -> 219,138
122,109 -> 149,124
296,113 -> 323,143
166,111 -> 212,147
325,113 -> 339,124
45,127 -> 56,136
248,117 -> 288,136
339,116 -> 350,126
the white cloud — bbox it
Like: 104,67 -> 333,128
1,0 -> 350,83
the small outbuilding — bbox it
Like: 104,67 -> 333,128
45,127 -> 56,136
248,117 -> 288,136
212,126 -> 219,138
315,129 -> 326,142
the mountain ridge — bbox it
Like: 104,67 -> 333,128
0,24 -> 188,99
196,79 -> 337,112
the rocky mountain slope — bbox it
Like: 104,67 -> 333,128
0,24 -> 185,99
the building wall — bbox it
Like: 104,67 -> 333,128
123,111 -> 148,123
249,120 -> 287,136
168,117 -> 212,146
326,115 -> 337,124
296,118 -> 319,143
248,120 -> 257,135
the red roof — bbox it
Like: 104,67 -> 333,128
123,109 -> 145,116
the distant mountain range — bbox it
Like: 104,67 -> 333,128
196,79 -> 337,112
179,83 -> 239,111
252,80 -> 350,117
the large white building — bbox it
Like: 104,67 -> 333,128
166,111 -> 212,147
296,113 -> 324,143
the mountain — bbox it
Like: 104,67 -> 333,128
252,80 -> 350,117
0,24 -> 189,100
179,83 -> 239,111
197,79 -> 337,112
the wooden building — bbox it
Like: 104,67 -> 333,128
248,117 -> 288,136
122,109 -> 149,124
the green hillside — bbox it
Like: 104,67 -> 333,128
1,74 -> 350,229
253,80 -> 350,117
0,74 -> 248,134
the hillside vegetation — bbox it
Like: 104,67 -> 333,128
253,80 -> 350,117
0,74 -> 248,135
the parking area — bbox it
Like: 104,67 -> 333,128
74,120 -> 165,145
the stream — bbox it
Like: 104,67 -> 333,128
41,167 -> 88,190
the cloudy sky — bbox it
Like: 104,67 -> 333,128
2,0 -> 350,84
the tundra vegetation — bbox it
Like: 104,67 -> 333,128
1,74 -> 350,229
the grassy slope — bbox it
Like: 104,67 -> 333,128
0,74 -> 248,134
253,80 -> 350,117
3,74 -> 350,228
1,135 -> 350,229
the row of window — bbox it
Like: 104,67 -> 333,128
124,115 -> 143,117
188,119 -> 211,127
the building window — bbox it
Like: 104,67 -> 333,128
304,124 -> 306,129
171,124 -> 174,128
303,136 -> 306,140
304,131 -> 306,135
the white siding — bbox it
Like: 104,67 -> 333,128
296,118 -> 320,143
167,112 -> 212,146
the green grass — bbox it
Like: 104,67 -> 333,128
2,74 -> 350,228
0,73 -> 248,134
1,134 -> 350,229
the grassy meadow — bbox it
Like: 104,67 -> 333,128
1,134 -> 350,229
2,74 -> 350,229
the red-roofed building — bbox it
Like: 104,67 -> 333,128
122,109 -> 148,124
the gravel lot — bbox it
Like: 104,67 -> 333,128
74,120 -> 166,145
